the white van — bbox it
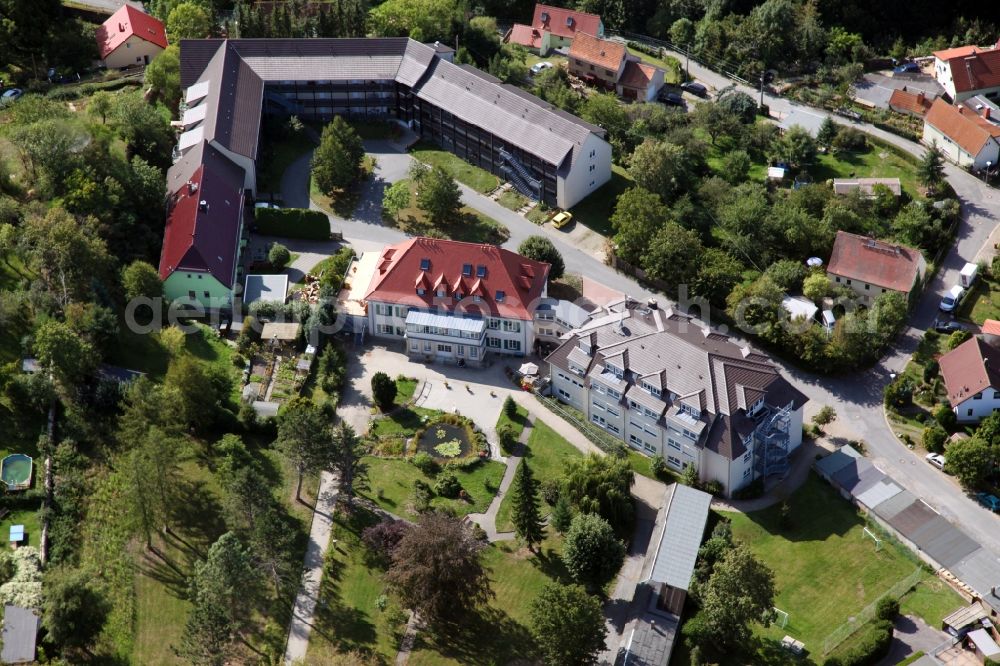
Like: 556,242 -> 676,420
960,262 -> 979,288
939,285 -> 964,312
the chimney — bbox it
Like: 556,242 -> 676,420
589,331 -> 598,355
916,91 -> 925,105
983,107 -> 992,120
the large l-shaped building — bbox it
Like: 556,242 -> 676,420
160,37 -> 612,311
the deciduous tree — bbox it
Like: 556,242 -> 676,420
382,180 -> 410,222
562,453 -> 634,532
416,166 -> 462,226
145,44 -> 182,114
167,2 -> 212,39
529,583 -> 607,665
699,543 -> 775,648
944,436 -> 997,490
121,260 -> 163,301
611,187 -> 669,266
517,235 -> 565,280
312,116 -> 364,194
563,513 -> 625,586
41,568 -> 108,655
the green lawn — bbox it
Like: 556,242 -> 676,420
495,403 -> 528,439
955,276 -> 1000,324
388,178 -> 510,245
369,407 -> 442,438
363,457 -> 506,517
498,190 -> 529,211
410,141 -> 501,193
495,419 -> 582,532
567,164 -> 633,236
256,131 -> 316,194
811,144 -> 922,198
526,205 -> 550,224
0,507 -> 42,548
394,376 -> 419,405
728,474 -> 955,656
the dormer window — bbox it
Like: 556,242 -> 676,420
420,258 -> 430,271
462,263 -> 472,276
473,294 -> 482,302
455,292 -> 464,301
417,288 -> 426,295
436,289 -> 446,298
606,364 -> 623,379
748,397 -> 764,415
642,382 -> 661,398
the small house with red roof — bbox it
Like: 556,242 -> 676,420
504,4 -> 603,55
826,231 -> 926,306
618,61 -> 664,101
96,4 -> 168,69
350,238 -> 551,365
567,32 -> 664,100
923,97 -> 1000,170
939,335 -> 1000,423
932,40 -> 1000,103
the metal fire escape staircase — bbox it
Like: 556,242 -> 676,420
751,402 -> 793,480
499,148 -> 542,200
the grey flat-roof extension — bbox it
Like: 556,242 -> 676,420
649,483 -> 712,590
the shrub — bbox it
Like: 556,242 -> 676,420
681,463 -> 700,488
411,452 -> 439,475
813,405 -> 836,426
433,472 -> 462,498
563,513 -> 626,586
254,208 -> 330,240
934,403 -> 956,432
362,519 -> 411,565
371,371 -> 398,411
268,243 -> 291,269
703,480 -> 724,496
496,423 -> 518,454
411,479 -> 433,512
946,329 -> 972,350
540,478 -> 561,505
923,360 -> 939,383
922,425 -> 947,453
650,454 -> 669,478
832,126 -> 868,152
503,394 -> 517,420
874,596 -> 899,621
832,619 -> 894,666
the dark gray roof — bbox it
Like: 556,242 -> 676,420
623,588 -> 679,666
911,515 -> 981,569
872,489 -> 917,522
832,460 -> 885,496
178,37 -> 607,170
2,605 -> 39,664
951,549 -> 1000,613
815,447 -> 862,479
649,484 -> 712,590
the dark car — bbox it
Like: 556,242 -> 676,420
893,62 -> 920,74
933,318 -> 966,334
681,81 -> 708,97
659,91 -> 686,107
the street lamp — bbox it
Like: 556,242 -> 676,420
986,160 -> 993,186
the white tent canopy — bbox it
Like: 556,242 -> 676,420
519,362 -> 539,376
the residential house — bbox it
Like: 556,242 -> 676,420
96,4 -> 168,69
888,87 -> 934,117
832,178 -> 902,197
939,336 -> 1000,424
923,97 -> 1000,170
357,237 -> 550,365
826,230 -> 926,306
546,302 -> 806,496
159,140 -> 247,311
504,4 -> 604,55
932,41 -> 1000,103
617,61 -> 664,102
568,32 -> 627,90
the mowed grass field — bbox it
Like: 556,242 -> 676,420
727,474 -> 962,656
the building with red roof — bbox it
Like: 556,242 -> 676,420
938,336 -> 1000,423
504,3 -> 603,55
96,4 -> 168,69
826,231 -> 926,306
351,237 -> 551,364
617,61 -> 664,101
932,43 -> 1000,102
888,87 -> 934,117
923,97 -> 1000,170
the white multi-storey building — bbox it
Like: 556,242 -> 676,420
546,303 -> 807,497
344,237 -> 552,366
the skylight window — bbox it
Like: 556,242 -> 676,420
462,263 -> 473,276
476,265 -> 487,277
495,290 -> 505,302
420,258 -> 430,271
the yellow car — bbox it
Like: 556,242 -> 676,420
551,211 -> 573,229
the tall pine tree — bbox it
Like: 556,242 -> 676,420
510,461 -> 544,550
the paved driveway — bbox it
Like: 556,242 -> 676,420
878,615 -> 951,666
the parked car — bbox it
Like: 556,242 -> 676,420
939,285 -> 965,312
659,91 -> 685,107
893,62 -> 920,74
933,318 -> 966,334
530,62 -> 553,75
925,453 -> 946,469
960,262 -> 979,288
0,89 -> 23,105
681,81 -> 708,97
551,211 -> 573,229
254,202 -> 281,210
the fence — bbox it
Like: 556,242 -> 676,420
608,30 -> 753,87
820,566 -> 925,655
535,394 -> 629,456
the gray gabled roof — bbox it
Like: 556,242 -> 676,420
649,483 -> 712,590
2,605 -> 39,664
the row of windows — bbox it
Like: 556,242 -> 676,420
556,372 -> 584,389
592,400 -> 620,418
833,276 -> 889,294
591,413 -> 620,435
408,341 -> 480,358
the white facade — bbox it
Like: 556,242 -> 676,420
102,34 -> 164,69
953,388 -> 1000,423
558,131 -> 613,209
923,122 -> 1000,170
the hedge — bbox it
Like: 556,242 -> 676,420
45,76 -> 142,100
824,619 -> 894,666
254,208 -> 330,240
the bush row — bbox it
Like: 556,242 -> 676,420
45,77 -> 142,100
823,619 -> 894,666
254,208 -> 331,240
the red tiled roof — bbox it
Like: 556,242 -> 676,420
619,60 -> 658,89
569,32 -> 625,72
939,337 -> 1000,407
925,98 -> 1000,157
159,143 -> 246,287
888,87 -> 933,116
983,320 -> 1000,336
363,238 -> 550,320
532,3 -> 602,40
505,24 -> 542,50
933,45 -> 982,61
826,230 -> 923,293
946,49 -> 1000,94
96,5 -> 168,59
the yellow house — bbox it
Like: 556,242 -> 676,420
96,4 -> 168,69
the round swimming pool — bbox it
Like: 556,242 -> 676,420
1,454 -> 33,490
